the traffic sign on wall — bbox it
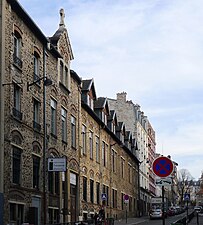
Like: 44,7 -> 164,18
152,156 -> 174,178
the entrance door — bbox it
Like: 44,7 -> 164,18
70,194 -> 76,222
70,173 -> 78,222
32,196 -> 41,225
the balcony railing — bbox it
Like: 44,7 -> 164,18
13,54 -> 22,69
33,121 -> 41,132
33,73 -> 41,85
13,107 -> 22,121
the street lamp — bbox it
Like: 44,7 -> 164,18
27,74 -> 52,225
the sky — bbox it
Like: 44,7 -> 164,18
18,0 -> 203,180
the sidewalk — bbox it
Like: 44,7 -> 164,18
189,213 -> 203,225
114,216 -> 148,225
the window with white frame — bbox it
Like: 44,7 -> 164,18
82,125 -> 87,155
89,131 -> 93,159
61,107 -> 67,142
9,203 -> 24,225
51,99 -> 57,136
71,115 -> 76,148
96,136 -> 99,162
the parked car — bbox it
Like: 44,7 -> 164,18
149,209 -> 165,219
167,207 -> 176,216
194,206 -> 202,213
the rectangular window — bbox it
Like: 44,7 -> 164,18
14,33 -> 21,58
96,182 -> 100,204
13,84 -> 22,120
61,107 -> 67,142
83,177 -> 87,202
121,158 -> 125,178
9,203 -> 24,225
33,99 -> 41,131
48,171 -> 59,194
111,149 -> 117,173
48,172 -> 54,193
89,131 -> 93,159
128,163 -> 132,183
51,99 -> 57,136
12,147 -> 21,184
121,193 -> 124,210
65,66 -> 68,85
71,115 -> 76,148
112,189 -> 117,208
96,136 -> 99,162
34,53 -> 40,83
33,155 -> 40,189
60,62 -> 63,83
102,141 -> 107,167
14,84 -> 21,111
90,179 -> 94,203
48,208 -> 60,224
82,125 -> 87,155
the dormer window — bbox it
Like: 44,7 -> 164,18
87,94 -> 94,110
102,111 -> 107,125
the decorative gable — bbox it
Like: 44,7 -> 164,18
50,9 -> 74,92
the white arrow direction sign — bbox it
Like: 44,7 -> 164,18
155,177 -> 172,186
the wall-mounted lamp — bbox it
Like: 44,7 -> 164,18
27,77 -> 52,91
2,81 -> 23,86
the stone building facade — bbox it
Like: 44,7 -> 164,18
108,92 -> 156,216
0,1 -> 140,224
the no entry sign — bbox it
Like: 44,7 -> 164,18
152,156 -> 174,178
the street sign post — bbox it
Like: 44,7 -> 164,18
152,156 -> 174,225
48,157 -> 67,172
124,194 -> 129,204
152,156 -> 174,178
101,193 -> 107,201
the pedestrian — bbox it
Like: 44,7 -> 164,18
94,212 -> 98,225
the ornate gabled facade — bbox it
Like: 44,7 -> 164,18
0,2 -> 140,224
1,1 -> 82,224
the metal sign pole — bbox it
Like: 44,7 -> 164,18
126,203 -> 127,224
162,186 -> 165,225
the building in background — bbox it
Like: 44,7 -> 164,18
108,92 -> 156,216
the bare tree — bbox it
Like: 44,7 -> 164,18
177,169 -> 194,206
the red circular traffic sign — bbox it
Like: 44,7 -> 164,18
152,156 -> 174,178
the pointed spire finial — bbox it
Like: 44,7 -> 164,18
59,8 -> 65,27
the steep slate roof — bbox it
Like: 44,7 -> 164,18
116,122 -> 125,132
82,79 -> 97,99
108,110 -> 117,122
